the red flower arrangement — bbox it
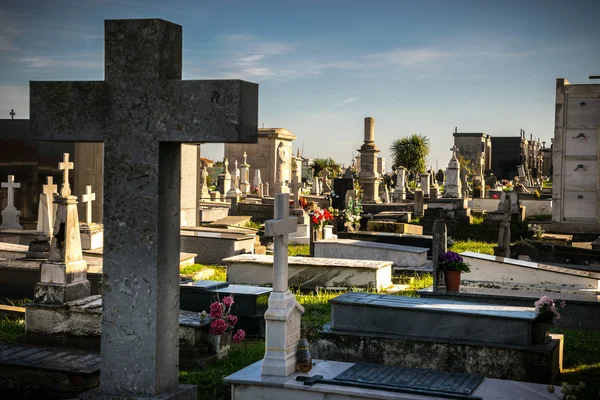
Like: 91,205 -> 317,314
206,296 -> 246,343
311,208 -> 334,230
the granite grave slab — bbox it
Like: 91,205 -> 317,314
330,292 -> 541,346
180,280 -> 271,337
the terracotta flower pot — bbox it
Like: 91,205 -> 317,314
444,270 -> 462,292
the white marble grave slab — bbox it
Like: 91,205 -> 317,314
314,239 -> 428,268
225,359 -> 561,400
224,254 -> 393,290
461,251 -> 600,290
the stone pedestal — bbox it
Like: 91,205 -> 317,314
393,167 -> 407,202
34,195 -> 90,305
444,150 -> 461,199
358,118 -> 381,204
273,181 -> 289,194
79,223 -> 104,250
0,206 -> 23,230
261,290 -> 305,376
420,173 -> 430,199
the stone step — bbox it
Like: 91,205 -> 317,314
0,343 -> 100,394
314,239 -> 428,268
329,292 -> 541,346
224,254 -> 393,291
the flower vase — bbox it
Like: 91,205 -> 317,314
444,270 -> 462,292
207,331 -> 232,359
532,322 -> 551,344
296,338 -> 312,372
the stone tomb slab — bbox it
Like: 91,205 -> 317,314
180,280 -> 271,337
0,343 -> 100,394
337,231 -> 433,256
461,251 -> 600,290
180,230 -> 255,264
314,239 -> 428,268
330,292 -> 540,346
224,254 -> 393,291
225,359 -> 561,400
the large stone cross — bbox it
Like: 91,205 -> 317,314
2,175 -> 20,208
43,176 -> 58,199
30,18 -> 258,399
58,153 -> 74,197
81,185 -> 96,225
265,193 -> 298,292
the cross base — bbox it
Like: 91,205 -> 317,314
262,290 -> 305,377
79,384 -> 197,400
34,280 -> 91,305
79,222 -> 104,250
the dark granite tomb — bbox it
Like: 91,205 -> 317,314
180,280 -> 271,337
332,178 -> 354,210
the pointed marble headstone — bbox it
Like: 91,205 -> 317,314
1,175 -> 23,230
35,153 -> 90,304
444,146 -> 461,198
37,176 -> 58,234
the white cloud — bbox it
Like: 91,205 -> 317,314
334,96 -> 358,106
20,54 -> 103,69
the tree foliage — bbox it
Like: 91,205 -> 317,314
389,134 -> 430,174
311,157 -> 342,178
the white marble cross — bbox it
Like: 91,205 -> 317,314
59,153 -> 74,197
82,185 -> 96,224
1,175 -> 20,208
243,151 -> 248,165
265,193 -> 298,292
450,145 -> 459,157
37,176 -> 58,234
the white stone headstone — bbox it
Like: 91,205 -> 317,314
1,175 -> 23,230
81,185 -> 96,225
444,146 -> 461,198
253,169 -> 262,187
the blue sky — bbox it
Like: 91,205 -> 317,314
1,0 -> 599,169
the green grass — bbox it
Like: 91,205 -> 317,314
243,220 -> 263,230
551,328 -> 600,400
181,264 -> 227,281
289,244 -> 310,257
179,341 -> 265,400
0,317 -> 24,343
451,240 -> 495,255
471,215 -> 485,225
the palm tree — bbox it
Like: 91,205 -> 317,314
311,157 -> 342,178
390,134 -> 430,183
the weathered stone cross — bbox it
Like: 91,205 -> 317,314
81,185 -> 96,224
31,18 -> 258,399
9,109 -> 15,119
58,153 -> 73,197
2,175 -> 20,208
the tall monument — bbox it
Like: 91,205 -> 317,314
358,117 -> 381,203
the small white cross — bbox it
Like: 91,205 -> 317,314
1,175 -> 21,208
59,153 -> 74,197
81,185 -> 96,224
243,152 -> 248,165
265,193 -> 298,292
450,145 -> 459,158
9,109 -> 15,119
